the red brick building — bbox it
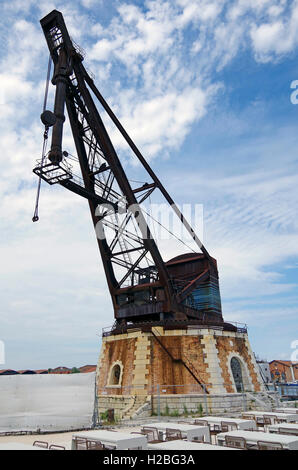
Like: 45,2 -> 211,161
0,365 -> 96,376
269,360 -> 298,383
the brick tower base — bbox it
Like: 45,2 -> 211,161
95,324 -> 266,420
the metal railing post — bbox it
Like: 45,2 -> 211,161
241,383 -> 247,412
275,389 -> 280,407
157,384 -> 161,421
203,385 -> 209,414
92,373 -> 99,428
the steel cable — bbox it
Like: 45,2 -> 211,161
32,55 -> 52,222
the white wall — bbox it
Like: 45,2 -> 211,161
0,372 -> 95,432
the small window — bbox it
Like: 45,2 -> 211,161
109,364 -> 121,385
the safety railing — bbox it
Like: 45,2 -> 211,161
276,383 -> 298,399
102,320 -> 248,337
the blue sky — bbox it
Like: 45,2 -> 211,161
0,0 -> 298,369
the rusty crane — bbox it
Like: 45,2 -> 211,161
33,10 -> 230,334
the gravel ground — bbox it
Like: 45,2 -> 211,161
0,426 -> 143,450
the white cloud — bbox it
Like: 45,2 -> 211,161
0,74 -> 35,106
82,0 -> 298,164
106,85 -> 217,157
168,161 -> 298,302
251,21 -> 286,59
227,0 -> 273,21
250,2 -> 298,61
89,38 -> 115,61
81,0 -> 102,8
176,0 -> 223,26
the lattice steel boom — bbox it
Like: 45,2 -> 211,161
33,10 -> 223,327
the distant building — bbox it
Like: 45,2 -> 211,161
49,366 -> 71,374
79,365 -> 96,373
0,365 -> 96,376
18,370 -> 37,375
269,360 -> 298,383
48,365 -> 96,374
0,369 -> 18,376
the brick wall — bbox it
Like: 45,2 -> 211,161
149,334 -> 210,393
270,361 -> 298,382
216,335 -> 261,392
97,337 -> 137,395
96,327 -> 264,397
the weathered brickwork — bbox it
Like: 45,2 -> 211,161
96,328 -> 264,398
149,334 -> 210,394
97,337 -> 137,395
270,360 -> 298,382
216,334 -> 262,393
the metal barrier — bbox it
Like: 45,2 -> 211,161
96,382 -> 263,423
102,320 -> 248,337
276,383 -> 298,399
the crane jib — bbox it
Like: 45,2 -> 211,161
33,9 -> 224,328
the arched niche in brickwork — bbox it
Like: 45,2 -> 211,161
107,361 -> 123,388
231,357 -> 243,392
227,353 -> 253,392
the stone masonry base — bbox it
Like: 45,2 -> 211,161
97,391 -> 280,421
96,325 -> 267,420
